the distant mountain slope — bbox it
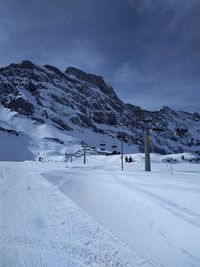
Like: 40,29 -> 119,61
0,60 -> 199,160
179,105 -> 200,114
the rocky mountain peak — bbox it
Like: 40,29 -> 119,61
8,60 -> 37,70
44,64 -> 73,81
160,106 -> 172,112
65,66 -> 104,84
20,60 -> 36,68
0,61 -> 199,156
65,66 -> 119,99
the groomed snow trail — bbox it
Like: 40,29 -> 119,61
44,157 -> 200,267
0,162 -> 151,267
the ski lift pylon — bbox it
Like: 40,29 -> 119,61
111,144 -> 117,153
100,140 -> 106,151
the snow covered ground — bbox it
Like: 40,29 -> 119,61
0,154 -> 200,266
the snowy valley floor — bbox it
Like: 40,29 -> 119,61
0,155 -> 200,267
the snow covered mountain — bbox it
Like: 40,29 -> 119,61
178,104 -> 200,114
0,60 -> 199,160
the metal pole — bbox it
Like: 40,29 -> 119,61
84,146 -> 86,164
65,153 -> 68,168
144,122 -> 151,171
170,162 -> 173,175
121,138 -> 124,171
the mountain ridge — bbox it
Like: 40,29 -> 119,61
0,60 -> 199,160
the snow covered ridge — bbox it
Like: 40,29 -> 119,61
0,60 -> 200,160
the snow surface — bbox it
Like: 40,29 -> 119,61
0,154 -> 200,266
0,105 -> 140,162
0,106 -> 81,161
0,160 -> 151,267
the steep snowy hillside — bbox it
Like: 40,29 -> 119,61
0,106 -> 80,161
0,60 -> 199,160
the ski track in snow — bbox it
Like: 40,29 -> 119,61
42,159 -> 200,267
113,174 -> 200,228
0,161 -> 152,267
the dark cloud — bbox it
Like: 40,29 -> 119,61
0,0 -> 199,110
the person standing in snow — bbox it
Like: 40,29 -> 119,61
129,156 -> 133,163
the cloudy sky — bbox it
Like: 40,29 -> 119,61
0,0 -> 199,111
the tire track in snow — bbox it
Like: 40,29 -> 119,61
0,162 -> 152,267
0,166 -> 83,267
114,174 -> 200,228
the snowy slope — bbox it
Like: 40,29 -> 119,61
0,155 -> 199,266
0,161 -> 152,267
44,154 -> 200,267
0,106 -> 80,161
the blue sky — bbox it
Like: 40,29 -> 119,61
0,0 -> 199,110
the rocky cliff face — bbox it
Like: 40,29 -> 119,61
0,60 -> 199,155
